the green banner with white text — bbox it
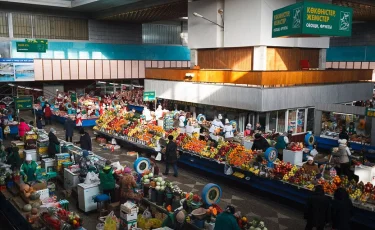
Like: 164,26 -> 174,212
272,1 -> 352,38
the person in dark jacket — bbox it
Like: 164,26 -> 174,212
36,116 -> 43,129
332,188 -> 353,230
304,185 -> 331,230
76,128 -> 92,151
163,135 -> 178,177
338,126 -> 349,142
6,147 -> 21,171
251,133 -> 270,152
48,128 -> 60,158
64,116 -> 75,142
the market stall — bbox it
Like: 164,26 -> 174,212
93,108 -> 375,229
314,104 -> 375,151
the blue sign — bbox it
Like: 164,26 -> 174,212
0,58 -> 34,82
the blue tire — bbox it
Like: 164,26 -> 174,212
134,157 -> 151,174
264,147 -> 278,162
202,183 -> 222,205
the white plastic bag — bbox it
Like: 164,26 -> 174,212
224,164 -> 233,175
155,152 -> 162,161
84,172 -> 100,184
111,161 -> 124,172
111,138 -> 117,145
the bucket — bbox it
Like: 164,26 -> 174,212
143,184 -> 150,197
150,188 -> 157,202
156,191 -> 164,206
96,223 -> 104,230
47,182 -> 56,196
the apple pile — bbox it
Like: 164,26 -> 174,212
288,142 -> 303,151
273,161 -> 293,180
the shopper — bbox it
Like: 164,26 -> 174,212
338,126 -> 349,142
275,132 -> 289,160
36,116 -> 43,129
120,167 -> 141,203
244,123 -> 252,137
43,104 -> 52,125
251,133 -> 270,152
333,139 -> 351,178
99,160 -> 116,202
255,122 -> 263,132
331,188 -> 353,230
76,128 -> 92,151
64,116 -> 75,142
303,156 -> 320,175
20,153 -> 38,183
6,146 -> 21,171
48,128 -> 60,158
163,135 -> 178,177
18,119 -> 30,138
304,185 -> 331,230
79,150 -> 92,183
214,205 -> 241,230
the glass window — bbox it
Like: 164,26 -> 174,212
258,113 -> 266,131
269,111 -> 277,131
277,110 -> 286,132
307,108 -> 314,132
297,109 -> 305,133
288,110 -> 297,133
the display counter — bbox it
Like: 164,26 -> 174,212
52,114 -> 97,127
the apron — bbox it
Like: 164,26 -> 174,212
26,164 -> 36,182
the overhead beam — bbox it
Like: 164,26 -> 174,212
71,0 -> 98,8
0,0 -> 71,8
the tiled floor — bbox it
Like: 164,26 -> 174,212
15,111 -> 306,230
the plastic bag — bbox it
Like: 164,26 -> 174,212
224,164 -> 233,175
104,211 -> 117,230
111,138 -> 117,145
142,208 -> 152,220
84,172 -> 100,184
111,161 -> 124,172
155,152 -> 162,161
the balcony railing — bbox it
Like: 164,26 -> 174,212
145,68 -> 373,86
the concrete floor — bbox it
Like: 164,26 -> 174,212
14,111 -> 306,230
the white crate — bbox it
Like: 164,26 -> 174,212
120,211 -> 137,221
36,188 -> 49,200
120,203 -> 139,214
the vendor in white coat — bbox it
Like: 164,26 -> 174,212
224,119 -> 234,141
179,112 -> 186,128
209,115 -> 224,142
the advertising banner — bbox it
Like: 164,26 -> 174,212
0,58 -> 34,82
272,1 -> 352,38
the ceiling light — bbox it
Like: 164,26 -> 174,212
179,17 -> 188,20
97,81 -> 106,84
109,83 -> 118,85
33,88 -> 43,91
18,86 -> 25,89
8,83 -> 15,87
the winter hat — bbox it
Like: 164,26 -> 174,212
225,119 -> 230,124
307,156 -> 314,161
246,123 -> 252,129
50,128 -> 56,134
25,154 -> 32,161
82,150 -> 89,157
338,139 -> 347,144
123,167 -> 132,174
218,114 -> 223,120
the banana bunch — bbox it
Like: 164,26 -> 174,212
305,184 -> 314,190
283,174 -> 289,181
233,172 -> 245,178
249,167 -> 259,174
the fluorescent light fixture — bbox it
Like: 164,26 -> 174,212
18,86 -> 25,89
193,12 -> 203,18
180,17 -> 188,20
109,83 -> 118,85
97,81 -> 106,84
33,88 -> 43,91
8,83 -> 15,86
133,85 -> 144,88
25,87 -> 32,90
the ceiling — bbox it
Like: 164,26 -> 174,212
333,0 -> 375,21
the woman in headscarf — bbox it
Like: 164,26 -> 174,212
120,167 -> 142,203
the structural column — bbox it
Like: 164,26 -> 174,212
253,46 -> 267,70
190,49 -> 198,68
319,49 -> 327,69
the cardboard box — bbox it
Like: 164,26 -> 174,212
119,219 -> 137,230
120,211 -> 137,221
55,153 -> 71,172
120,202 -> 139,214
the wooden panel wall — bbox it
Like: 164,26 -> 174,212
198,47 -> 253,71
267,47 -> 320,71
33,59 -> 190,81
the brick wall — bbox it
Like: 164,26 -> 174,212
330,22 -> 375,47
88,20 -> 142,44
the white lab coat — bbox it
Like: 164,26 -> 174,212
179,116 -> 186,127
209,119 -> 224,133
224,125 -> 234,138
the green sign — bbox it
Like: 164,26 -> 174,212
14,97 -> 33,110
143,91 -> 156,101
25,39 -> 48,49
272,1 -> 352,38
365,108 -> 375,117
71,93 -> 77,103
16,42 -> 47,53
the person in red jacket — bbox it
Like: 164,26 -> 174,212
18,119 -> 30,138
43,104 -> 52,125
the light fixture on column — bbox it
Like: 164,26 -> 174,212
193,11 -> 224,28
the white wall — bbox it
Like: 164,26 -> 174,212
188,0 -> 330,49
188,0 -> 223,49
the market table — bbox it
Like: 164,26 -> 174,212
52,114 -> 98,127
315,136 -> 375,152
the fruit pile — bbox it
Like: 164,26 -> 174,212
182,139 -> 207,153
288,142 -> 304,151
226,145 -> 254,167
274,161 -> 293,180
56,209 -> 82,228
200,146 -> 218,158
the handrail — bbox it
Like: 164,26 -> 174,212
145,68 -> 373,86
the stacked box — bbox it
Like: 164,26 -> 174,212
55,153 -> 71,172
37,141 -> 49,159
41,158 -> 56,172
119,219 -> 137,230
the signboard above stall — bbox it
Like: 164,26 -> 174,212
272,1 -> 352,38
14,96 -> 33,110
143,91 -> 156,101
16,39 -> 48,53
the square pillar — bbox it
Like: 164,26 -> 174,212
319,49 -> 327,69
253,46 -> 267,70
190,49 -> 198,68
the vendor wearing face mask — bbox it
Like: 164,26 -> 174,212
20,154 -> 38,182
303,156 -> 320,175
